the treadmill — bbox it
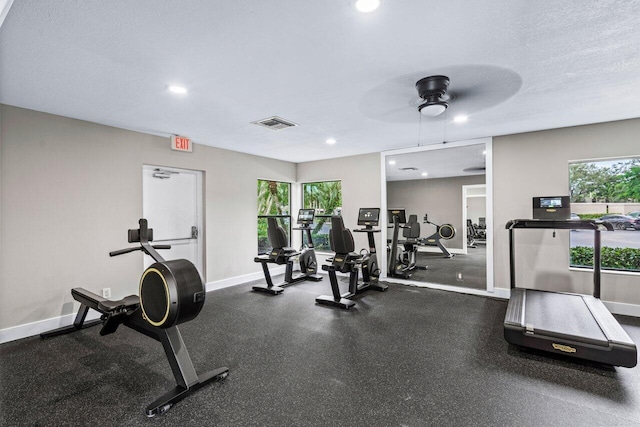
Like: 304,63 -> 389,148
504,218 -> 637,367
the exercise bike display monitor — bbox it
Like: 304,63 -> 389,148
388,208 -> 407,224
298,208 -> 315,225
358,208 -> 380,227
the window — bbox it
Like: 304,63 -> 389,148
257,180 -> 291,254
569,157 -> 640,273
302,181 -> 342,252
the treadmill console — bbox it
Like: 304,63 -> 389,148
533,196 -> 570,219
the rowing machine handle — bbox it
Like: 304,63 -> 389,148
110,245 -> 171,257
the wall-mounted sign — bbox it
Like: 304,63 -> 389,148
171,135 -> 192,152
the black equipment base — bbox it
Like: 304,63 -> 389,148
252,284 -> 284,295
146,367 -> 229,417
253,254 -> 321,295
40,288 -> 229,416
505,288 -> 637,367
317,265 -> 387,310
315,294 -> 356,309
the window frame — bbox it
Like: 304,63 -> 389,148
257,180 -> 292,255
301,180 -> 343,253
568,156 -> 640,274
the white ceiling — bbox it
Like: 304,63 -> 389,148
1,1 -> 640,163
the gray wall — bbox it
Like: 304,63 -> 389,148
493,118 -> 640,304
387,175 -> 486,249
297,153 -> 382,256
467,196 -> 486,226
0,105 -> 296,330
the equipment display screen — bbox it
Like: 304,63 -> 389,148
540,197 -> 563,208
357,208 -> 380,226
387,208 -> 407,224
297,209 -> 315,225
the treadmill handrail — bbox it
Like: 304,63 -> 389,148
506,219 -> 614,231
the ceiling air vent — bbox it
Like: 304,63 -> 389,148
399,167 -> 419,171
252,116 -> 298,131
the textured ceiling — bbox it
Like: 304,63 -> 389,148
1,1 -> 640,163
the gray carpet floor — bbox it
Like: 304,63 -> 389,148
1,277 -> 640,426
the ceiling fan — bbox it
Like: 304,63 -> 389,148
415,75 -> 451,117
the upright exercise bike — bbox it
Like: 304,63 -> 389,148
253,209 -> 322,295
40,219 -> 228,417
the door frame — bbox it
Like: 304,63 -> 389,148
142,164 -> 205,277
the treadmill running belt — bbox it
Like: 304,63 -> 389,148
525,290 -> 608,346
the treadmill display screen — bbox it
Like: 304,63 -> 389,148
532,196 -> 570,219
297,209 -> 315,225
357,208 -> 380,226
540,197 -> 563,208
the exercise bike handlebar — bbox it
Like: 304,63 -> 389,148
109,244 -> 171,258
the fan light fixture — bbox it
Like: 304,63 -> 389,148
356,0 -> 380,12
416,75 -> 450,117
168,85 -> 187,94
419,102 -> 447,117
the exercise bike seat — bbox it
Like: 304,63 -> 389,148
98,295 -> 140,313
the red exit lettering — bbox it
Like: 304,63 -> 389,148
171,135 -> 192,152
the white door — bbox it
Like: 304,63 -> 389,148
142,165 -> 204,276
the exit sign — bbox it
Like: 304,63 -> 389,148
171,135 -> 192,152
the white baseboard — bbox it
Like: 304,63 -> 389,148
383,277 -> 511,299
206,266 -> 286,292
416,247 -> 465,255
3,273 -> 638,345
603,300 -> 640,317
0,310 -> 101,345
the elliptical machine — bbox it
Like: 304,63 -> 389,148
253,209 -> 322,295
419,214 -> 456,258
40,219 -> 228,417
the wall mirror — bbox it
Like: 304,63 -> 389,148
380,138 -> 494,293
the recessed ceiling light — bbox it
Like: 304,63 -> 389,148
356,0 -> 380,13
168,85 -> 187,94
453,115 -> 468,123
421,172 -> 428,177
482,150 -> 487,155
388,160 -> 396,165
326,138 -> 337,145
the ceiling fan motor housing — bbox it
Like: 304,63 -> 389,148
416,75 -> 450,115
416,75 -> 450,100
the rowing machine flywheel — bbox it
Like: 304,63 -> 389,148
139,259 -> 205,328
